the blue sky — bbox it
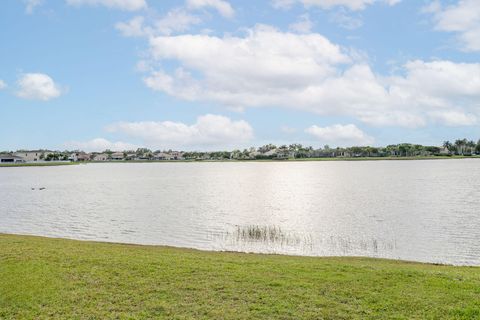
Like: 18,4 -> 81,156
1,0 -> 480,151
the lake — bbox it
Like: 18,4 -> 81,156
1,160 -> 480,265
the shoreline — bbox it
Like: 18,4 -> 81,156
2,155 -> 478,167
0,233 -> 476,267
0,161 -> 78,167
1,233 -> 479,319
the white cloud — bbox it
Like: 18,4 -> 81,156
0,80 -> 6,90
116,9 -> 201,37
145,25 -> 350,98
329,8 -> 363,29
305,124 -> 374,146
428,111 -> 477,127
426,0 -> 480,52
106,114 -> 254,150
66,138 -> 139,152
66,0 -> 147,11
272,0 -> 401,11
16,73 -> 62,101
115,16 -> 147,37
289,14 -> 314,33
24,0 -> 43,14
154,9 -> 202,36
186,0 -> 235,18
141,25 -> 480,128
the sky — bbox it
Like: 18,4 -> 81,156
1,0 -> 480,151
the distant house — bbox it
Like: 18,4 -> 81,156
153,152 -> 168,160
276,149 -> 295,159
247,151 -> 261,159
110,152 -> 125,161
93,153 -> 108,161
0,154 -> 25,163
263,149 -> 278,157
125,153 -> 137,161
438,147 -> 450,155
68,153 -> 78,162
77,152 -> 91,161
70,152 -> 91,161
14,150 -> 51,162
169,151 -> 184,160
152,151 -> 184,160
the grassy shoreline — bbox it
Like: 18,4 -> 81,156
0,162 -> 78,167
1,234 -> 479,319
1,156 -> 479,167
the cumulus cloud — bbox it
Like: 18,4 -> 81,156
329,8 -> 363,29
66,0 -> 147,11
106,114 -> 254,150
24,0 -> 43,14
141,25 -> 480,128
289,14 -> 314,33
428,111 -> 477,127
271,0 -> 401,11
305,124 -> 374,146
0,80 -> 6,90
116,10 -> 201,37
115,16 -> 147,37
16,73 -> 62,101
66,138 -> 139,152
153,9 -> 202,36
115,0 -> 234,38
186,0 -> 235,18
426,0 -> 480,52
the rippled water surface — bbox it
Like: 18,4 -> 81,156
1,160 -> 480,265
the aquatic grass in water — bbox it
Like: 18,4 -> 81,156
217,225 -> 397,257
232,225 -> 313,247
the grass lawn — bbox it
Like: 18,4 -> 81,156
0,234 -> 479,319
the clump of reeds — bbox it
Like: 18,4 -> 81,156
233,225 -> 306,246
236,225 -> 285,242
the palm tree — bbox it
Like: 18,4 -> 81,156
466,140 -> 476,155
443,141 -> 452,154
454,139 -> 468,155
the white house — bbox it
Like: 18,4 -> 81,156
14,150 -> 52,162
93,153 -> 108,161
110,152 -> 125,160
0,154 -> 25,163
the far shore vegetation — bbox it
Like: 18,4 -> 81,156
1,234 -> 479,319
2,138 -> 480,164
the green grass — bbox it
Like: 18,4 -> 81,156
0,162 -> 78,167
1,234 -> 479,319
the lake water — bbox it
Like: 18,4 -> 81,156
1,160 -> 480,265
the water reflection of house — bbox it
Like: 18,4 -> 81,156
0,154 -> 26,163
